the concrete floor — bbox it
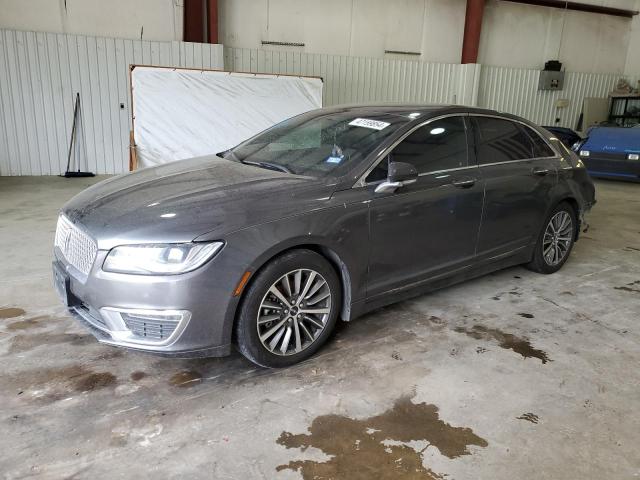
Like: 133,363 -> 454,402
0,175 -> 639,480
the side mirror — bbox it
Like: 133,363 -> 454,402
375,161 -> 418,193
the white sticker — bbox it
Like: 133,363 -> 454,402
349,118 -> 390,131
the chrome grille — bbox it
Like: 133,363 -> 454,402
54,215 -> 97,275
121,312 -> 180,341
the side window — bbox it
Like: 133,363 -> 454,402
389,117 -> 468,174
523,126 -> 556,158
473,117 -> 535,164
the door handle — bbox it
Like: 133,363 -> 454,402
452,178 -> 476,188
532,167 -> 550,176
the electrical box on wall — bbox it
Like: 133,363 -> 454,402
539,70 -> 565,91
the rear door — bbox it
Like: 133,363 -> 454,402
365,115 -> 484,298
471,116 -> 558,260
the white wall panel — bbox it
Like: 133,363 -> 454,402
477,65 -> 639,129
224,47 -> 461,107
0,28 -> 223,176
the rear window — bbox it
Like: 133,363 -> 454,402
473,117 -> 535,164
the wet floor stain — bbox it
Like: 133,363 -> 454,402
518,313 -> 535,319
0,307 -> 26,319
491,290 -> 522,301
614,280 -> 640,293
130,371 -> 147,381
3,364 -> 117,402
516,413 -> 539,424
6,315 -> 48,331
8,331 -> 94,354
454,325 -> 550,364
169,370 -> 202,388
74,372 -> 117,392
276,395 -> 488,480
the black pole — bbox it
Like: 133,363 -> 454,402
62,93 -> 95,178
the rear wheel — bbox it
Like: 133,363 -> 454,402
235,249 -> 341,368
526,202 -> 577,274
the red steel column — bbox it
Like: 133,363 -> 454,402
461,0 -> 486,64
184,0 -> 205,43
207,0 -> 219,44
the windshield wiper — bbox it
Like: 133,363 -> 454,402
241,160 -> 293,174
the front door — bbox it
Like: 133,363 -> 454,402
365,115 -> 484,299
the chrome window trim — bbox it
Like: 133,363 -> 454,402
354,113 -> 470,188
468,113 -> 561,161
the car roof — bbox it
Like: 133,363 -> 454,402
320,103 -> 514,120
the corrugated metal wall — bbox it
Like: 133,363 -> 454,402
225,46 -> 638,131
478,66 -> 639,129
0,29 -> 223,176
1,33 -> 637,176
224,47 -> 461,107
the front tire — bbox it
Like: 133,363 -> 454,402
526,202 -> 577,274
235,249 -> 341,368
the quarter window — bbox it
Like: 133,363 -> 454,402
473,117 -> 535,164
523,126 -> 556,158
385,117 -> 469,176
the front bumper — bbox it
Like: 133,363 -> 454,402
52,248 -> 238,357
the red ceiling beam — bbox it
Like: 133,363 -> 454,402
461,0 -> 486,64
500,0 -> 638,18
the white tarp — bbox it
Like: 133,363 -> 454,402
131,66 -> 323,168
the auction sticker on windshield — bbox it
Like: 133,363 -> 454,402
349,118 -> 390,131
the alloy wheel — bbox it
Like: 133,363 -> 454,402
256,269 -> 332,356
542,211 -> 573,266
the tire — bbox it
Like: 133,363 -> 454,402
526,202 -> 577,274
235,249 -> 342,368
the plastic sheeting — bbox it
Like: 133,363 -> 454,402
131,66 -> 323,168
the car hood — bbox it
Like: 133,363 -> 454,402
583,126 -> 640,154
62,155 -> 337,249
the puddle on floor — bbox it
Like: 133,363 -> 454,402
130,371 -> 147,381
9,331 -> 94,354
454,325 -> 550,364
6,315 -> 50,331
169,370 -> 203,388
3,364 -> 117,402
0,307 -> 26,319
277,395 -> 488,479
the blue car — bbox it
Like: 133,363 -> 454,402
577,126 -> 640,181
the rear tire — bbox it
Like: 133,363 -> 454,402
526,202 -> 577,274
235,249 -> 341,368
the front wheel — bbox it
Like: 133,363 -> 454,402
235,249 -> 341,368
526,202 -> 577,274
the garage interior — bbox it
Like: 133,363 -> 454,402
1,1 -> 639,479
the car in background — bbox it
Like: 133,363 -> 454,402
53,105 -> 596,367
543,126 -> 582,149
576,125 -> 640,181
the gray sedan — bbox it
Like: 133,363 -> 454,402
53,105 -> 596,367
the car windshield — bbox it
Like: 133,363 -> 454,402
222,110 -> 412,177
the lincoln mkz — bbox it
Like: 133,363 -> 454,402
53,105 -> 596,367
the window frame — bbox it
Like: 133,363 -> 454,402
354,113 -> 474,187
469,114 -> 560,167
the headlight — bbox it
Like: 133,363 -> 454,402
103,242 -> 223,275
628,153 -> 639,161
579,150 -> 590,157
